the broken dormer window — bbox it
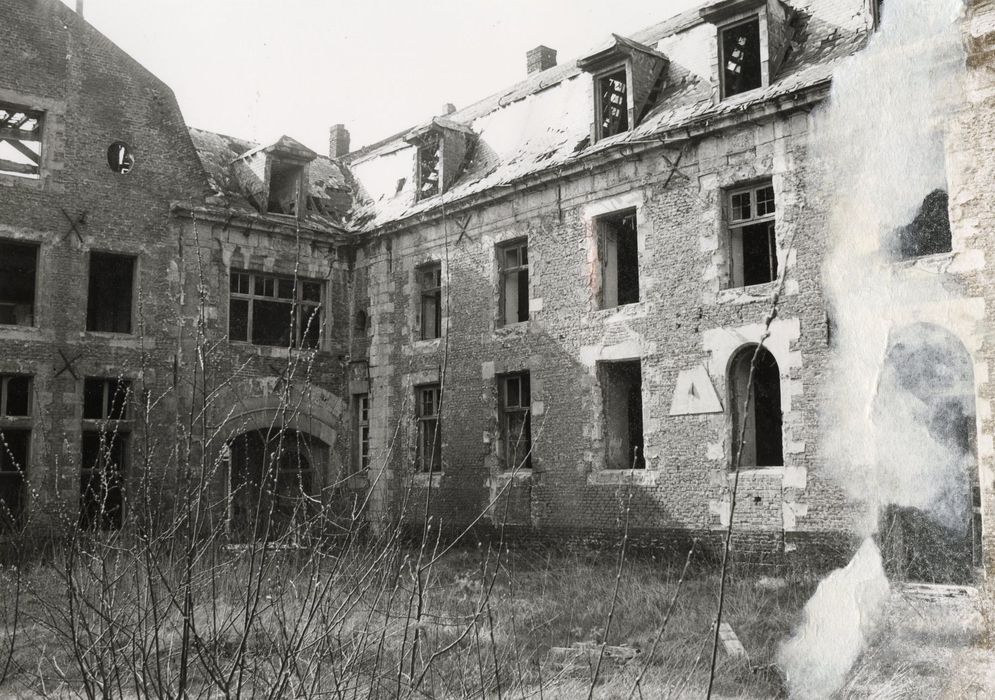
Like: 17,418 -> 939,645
721,17 -> 763,98
267,161 -> 303,215
0,104 -> 43,179
898,190 -> 951,259
597,69 -> 629,140
416,133 -> 441,200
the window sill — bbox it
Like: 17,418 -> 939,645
411,337 -> 442,353
493,320 -> 529,338
80,332 -> 150,348
892,250 -> 956,272
716,281 -> 778,305
593,302 -> 647,322
490,469 -> 533,483
587,469 -> 659,486
229,341 -> 323,358
412,472 -> 442,487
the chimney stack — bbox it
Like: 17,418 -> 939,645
329,124 -> 350,158
76,0 -> 84,17
527,45 -> 557,75
442,103 -> 456,115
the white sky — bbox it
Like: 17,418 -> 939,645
61,0 -> 704,155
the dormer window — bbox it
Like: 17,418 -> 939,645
701,0 -> 795,102
578,35 -> 669,144
267,160 -> 303,215
405,118 -> 474,202
720,18 -> 762,98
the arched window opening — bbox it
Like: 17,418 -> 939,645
729,345 -> 783,469
898,189 -> 951,259
228,429 -> 321,540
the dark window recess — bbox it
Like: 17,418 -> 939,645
228,429 -> 318,540
600,361 -> 645,470
728,184 -> 777,288
416,384 -> 442,473
267,161 -> 303,215
729,346 -> 783,469
87,252 -> 134,333
898,189 -> 951,259
721,18 -> 763,98
501,374 -> 532,470
0,104 -> 43,178
598,209 -> 639,308
417,133 -> 441,200
0,241 -> 37,326
597,69 -> 629,139
356,394 -> 370,471
0,429 -> 28,529
419,263 -> 442,340
229,271 -> 322,349
498,240 -> 529,326
107,142 -> 135,174
2,376 -> 31,418
83,378 -> 131,421
80,431 -> 125,530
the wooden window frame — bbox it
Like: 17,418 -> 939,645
229,270 -> 324,350
416,384 -> 442,473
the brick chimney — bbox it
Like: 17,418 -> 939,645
76,0 -> 84,17
329,124 -> 350,158
527,46 -> 557,75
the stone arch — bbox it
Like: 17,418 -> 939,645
876,322 -> 979,582
727,344 -> 783,469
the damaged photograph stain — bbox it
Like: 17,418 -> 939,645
0,0 -> 992,697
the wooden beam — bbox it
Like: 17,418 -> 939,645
0,138 -> 40,164
0,158 -> 37,175
0,127 -> 41,143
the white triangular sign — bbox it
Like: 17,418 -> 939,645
670,365 -> 723,415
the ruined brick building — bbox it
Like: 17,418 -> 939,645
2,0 -> 995,579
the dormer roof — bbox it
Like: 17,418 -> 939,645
577,34 -> 670,73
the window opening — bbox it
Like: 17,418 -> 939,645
729,346 -> 783,468
498,240 -> 529,326
107,142 -> 134,174
598,209 -> 639,308
0,375 -> 31,530
418,263 -> 442,340
267,161 -> 303,215
898,189 -> 951,259
599,361 -> 645,469
416,384 -> 442,473
0,104 -> 43,178
727,183 -> 777,288
229,270 -> 323,349
0,241 -> 37,326
721,17 -> 763,98
356,394 -> 371,472
500,373 -> 532,470
416,133 -> 441,200
87,252 -> 134,334
597,68 -> 629,140
228,429 -> 318,539
80,378 -> 131,530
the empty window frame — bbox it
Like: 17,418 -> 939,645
500,373 -> 532,470
418,263 -> 442,340
267,161 -> 303,215
416,384 -> 442,473
86,252 -> 135,334
0,375 -> 31,529
728,346 -> 783,469
0,240 -> 37,326
0,104 -> 43,178
228,429 -> 319,539
80,378 -> 132,530
598,209 -> 639,308
898,189 -> 951,259
356,394 -> 371,472
596,67 -> 630,140
599,361 -> 645,470
229,271 -> 323,349
727,182 -> 777,288
720,17 -> 763,99
416,133 -> 442,200
498,239 -> 529,326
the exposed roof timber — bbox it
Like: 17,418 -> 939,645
404,116 -> 475,144
577,34 -> 669,73
699,0 -> 767,24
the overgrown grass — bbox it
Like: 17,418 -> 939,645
0,537 -> 822,698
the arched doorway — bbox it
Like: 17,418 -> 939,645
228,429 -> 326,540
728,345 -> 784,469
875,323 -> 979,583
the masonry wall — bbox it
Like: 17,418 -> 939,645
0,1 -> 208,529
358,106 -> 867,561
